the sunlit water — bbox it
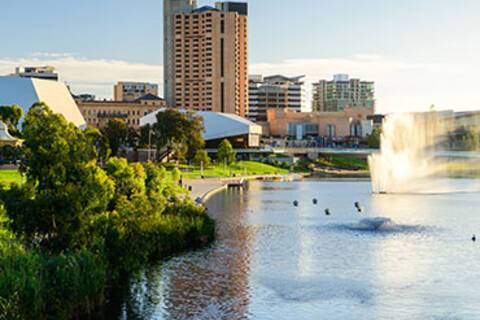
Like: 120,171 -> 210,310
110,180 -> 480,320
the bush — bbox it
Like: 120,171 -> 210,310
0,105 -> 216,319
193,149 -> 211,168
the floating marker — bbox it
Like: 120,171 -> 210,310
313,198 -> 318,205
293,200 -> 299,207
473,235 -> 477,242
325,208 -> 331,216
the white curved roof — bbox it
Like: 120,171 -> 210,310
140,109 -> 262,141
0,76 -> 86,128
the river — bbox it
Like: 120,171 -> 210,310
108,179 -> 480,320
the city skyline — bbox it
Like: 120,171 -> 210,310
2,0 -> 480,113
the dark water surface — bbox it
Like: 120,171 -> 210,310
111,180 -> 480,320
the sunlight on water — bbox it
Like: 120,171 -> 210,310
369,112 -> 480,194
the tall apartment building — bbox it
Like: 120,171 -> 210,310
248,74 -> 306,122
13,66 -> 58,81
164,0 -> 198,107
312,74 -> 375,112
114,81 -> 159,102
164,1 -> 248,116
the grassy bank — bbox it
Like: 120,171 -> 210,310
173,161 -> 289,179
316,155 -> 369,171
0,170 -> 23,186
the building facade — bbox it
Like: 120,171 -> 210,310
166,2 -> 248,116
312,74 -> 375,112
248,74 -> 306,122
114,82 -> 159,102
164,0 -> 198,107
12,66 -> 58,81
264,107 -> 374,141
77,94 -> 165,129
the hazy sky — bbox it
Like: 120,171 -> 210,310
1,0 -> 480,113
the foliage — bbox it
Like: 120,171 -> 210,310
366,127 -> 382,149
217,139 -> 236,165
150,109 -> 204,161
316,155 -> 369,171
0,104 -> 215,319
85,126 -> 111,163
2,103 -> 115,252
0,105 -> 23,137
193,150 -> 211,168
461,128 -> 480,151
101,119 -> 138,157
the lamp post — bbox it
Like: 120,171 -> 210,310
148,129 -> 154,162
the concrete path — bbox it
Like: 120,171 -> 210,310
184,178 -> 227,203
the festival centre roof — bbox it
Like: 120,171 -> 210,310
0,76 -> 86,128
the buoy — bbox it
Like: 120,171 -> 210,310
293,200 -> 299,207
325,208 -> 331,216
313,198 -> 318,205
473,235 -> 476,242
354,201 -> 363,213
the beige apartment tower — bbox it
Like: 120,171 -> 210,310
167,1 -> 248,116
114,81 -> 159,102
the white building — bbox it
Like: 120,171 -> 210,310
0,76 -> 86,128
140,109 -> 262,148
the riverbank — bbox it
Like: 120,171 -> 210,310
185,173 -> 306,203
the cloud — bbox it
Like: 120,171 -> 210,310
0,53 -> 163,99
1,53 -> 479,114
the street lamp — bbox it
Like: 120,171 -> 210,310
148,129 -> 154,162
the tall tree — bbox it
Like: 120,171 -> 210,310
217,139 -> 236,165
1,103 -> 114,252
151,110 -> 204,161
101,119 -> 129,157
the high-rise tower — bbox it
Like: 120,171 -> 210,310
169,2 -> 248,116
163,0 -> 198,107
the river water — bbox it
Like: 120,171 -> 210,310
113,179 -> 480,320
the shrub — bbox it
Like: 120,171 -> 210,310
193,149 -> 211,168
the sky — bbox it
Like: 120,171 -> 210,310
1,0 -> 480,113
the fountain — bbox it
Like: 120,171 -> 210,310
368,112 -> 448,194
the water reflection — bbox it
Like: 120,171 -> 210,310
109,180 -> 480,320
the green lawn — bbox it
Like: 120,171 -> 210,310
0,162 -> 288,185
178,161 -> 289,179
0,169 -> 23,186
316,155 -> 369,171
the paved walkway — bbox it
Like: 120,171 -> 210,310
184,178 -> 226,202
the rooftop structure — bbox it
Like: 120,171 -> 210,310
0,76 -> 86,128
13,66 -> 59,81
141,109 -> 262,148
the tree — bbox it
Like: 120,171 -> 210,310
0,105 -> 23,137
1,103 -> 115,252
101,119 -> 128,157
366,128 -> 382,149
193,150 -> 211,168
84,126 -> 111,164
217,139 -> 236,165
461,128 -> 480,151
151,109 -> 204,161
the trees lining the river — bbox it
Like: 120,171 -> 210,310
0,103 -> 215,319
